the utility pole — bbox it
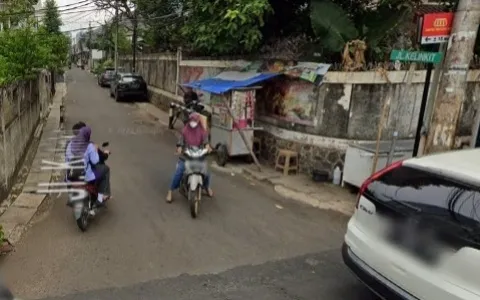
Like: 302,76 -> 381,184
114,0 -> 119,73
424,0 -> 480,154
132,10 -> 137,73
88,21 -> 92,70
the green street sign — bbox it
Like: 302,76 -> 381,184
390,50 -> 443,64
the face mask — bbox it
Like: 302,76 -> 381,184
189,121 -> 198,128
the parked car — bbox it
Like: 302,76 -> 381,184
342,148 -> 480,300
109,73 -> 148,102
97,68 -> 115,87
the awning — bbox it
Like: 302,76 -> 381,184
182,71 -> 280,94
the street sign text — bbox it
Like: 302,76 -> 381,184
390,50 -> 443,64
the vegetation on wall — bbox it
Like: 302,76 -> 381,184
0,0 -> 70,86
87,0 -> 478,66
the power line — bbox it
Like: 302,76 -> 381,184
1,2 -> 97,17
62,11 -> 97,24
38,0 -> 93,12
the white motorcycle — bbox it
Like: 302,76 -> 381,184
179,146 -> 209,218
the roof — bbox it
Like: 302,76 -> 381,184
182,71 -> 280,94
404,148 -> 480,186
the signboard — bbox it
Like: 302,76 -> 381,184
421,12 -> 454,44
390,50 -> 443,64
91,49 -> 104,60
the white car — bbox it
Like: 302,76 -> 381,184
343,148 -> 480,300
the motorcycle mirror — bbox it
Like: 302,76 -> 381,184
102,142 -> 109,147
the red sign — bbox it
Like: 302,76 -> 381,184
422,12 -> 454,37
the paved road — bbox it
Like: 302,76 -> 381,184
1,68 -> 376,300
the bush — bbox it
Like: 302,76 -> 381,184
93,59 -> 114,75
93,63 -> 103,75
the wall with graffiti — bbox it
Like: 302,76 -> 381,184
256,77 -> 317,126
179,66 -> 225,105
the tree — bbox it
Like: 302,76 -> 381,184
136,0 -> 183,52
92,0 -> 139,69
180,0 -> 272,55
41,0 -> 66,93
0,23 -> 45,85
309,0 -> 418,62
42,0 -> 62,34
0,0 -> 70,87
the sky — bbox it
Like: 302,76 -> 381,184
56,0 -> 113,36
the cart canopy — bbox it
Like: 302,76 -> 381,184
182,71 -> 280,94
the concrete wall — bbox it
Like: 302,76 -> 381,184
120,53 -> 480,175
0,72 -> 52,201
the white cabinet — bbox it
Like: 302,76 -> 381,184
342,140 -> 414,188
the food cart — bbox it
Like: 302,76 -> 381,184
182,71 -> 280,168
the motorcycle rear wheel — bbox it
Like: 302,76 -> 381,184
189,187 -> 201,218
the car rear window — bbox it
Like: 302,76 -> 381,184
121,76 -> 142,82
368,166 -> 480,225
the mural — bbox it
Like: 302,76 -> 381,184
180,66 -> 224,105
258,77 -> 317,126
182,66 -> 205,83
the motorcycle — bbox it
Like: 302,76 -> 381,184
179,146 -> 209,218
68,141 -> 110,232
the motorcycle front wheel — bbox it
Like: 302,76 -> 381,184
76,206 -> 89,232
188,187 -> 201,218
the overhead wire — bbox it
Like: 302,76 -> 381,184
62,11 -> 97,25
1,1 -> 96,16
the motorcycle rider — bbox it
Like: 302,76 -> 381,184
67,126 -> 111,205
65,121 -> 87,155
166,113 -> 213,203
183,87 -> 199,107
72,121 -> 86,136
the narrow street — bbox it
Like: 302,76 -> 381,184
1,68 -> 375,300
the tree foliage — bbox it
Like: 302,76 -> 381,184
0,0 -> 70,86
98,0 -> 478,64
309,0 -> 417,60
180,0 -> 272,55
43,0 -> 62,34
87,22 -> 133,59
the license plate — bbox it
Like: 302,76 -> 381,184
186,160 -> 205,173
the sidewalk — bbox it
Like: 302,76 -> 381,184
136,102 -> 356,216
0,83 -> 65,246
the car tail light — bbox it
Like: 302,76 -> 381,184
356,160 -> 404,208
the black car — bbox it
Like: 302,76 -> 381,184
97,68 -> 115,87
109,73 -> 148,102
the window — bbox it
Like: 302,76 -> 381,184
121,76 -> 142,83
368,166 -> 480,227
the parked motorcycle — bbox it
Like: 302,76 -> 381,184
68,142 -> 110,231
179,146 -> 209,218
182,100 -> 205,124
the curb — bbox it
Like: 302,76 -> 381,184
242,167 -> 355,216
0,83 -> 66,245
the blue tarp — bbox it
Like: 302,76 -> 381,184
182,73 -> 280,94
